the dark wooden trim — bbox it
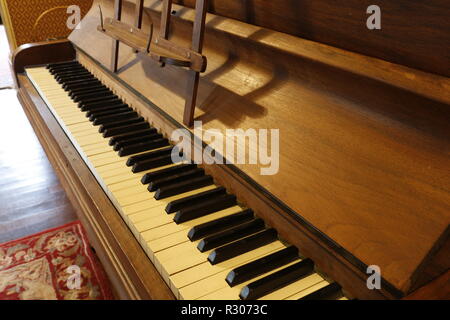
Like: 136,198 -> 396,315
12,40 -> 75,87
111,0 -> 123,72
159,0 -> 173,39
409,228 -> 450,294
134,0 -> 145,29
404,270 -> 450,300
172,0 -> 450,78
17,74 -> 175,300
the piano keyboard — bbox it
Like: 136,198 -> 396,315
26,61 -> 347,300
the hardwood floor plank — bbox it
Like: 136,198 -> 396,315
0,89 -> 77,244
0,175 -> 59,192
0,203 -> 77,243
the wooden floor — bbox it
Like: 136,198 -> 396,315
0,88 -> 78,244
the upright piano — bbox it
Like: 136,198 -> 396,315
12,0 -> 450,299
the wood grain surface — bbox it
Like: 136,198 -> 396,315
69,0 -> 450,293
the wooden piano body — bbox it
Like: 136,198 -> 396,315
12,0 -> 450,299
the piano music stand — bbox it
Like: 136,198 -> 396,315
98,0 -> 209,127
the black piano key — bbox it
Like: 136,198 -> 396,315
69,82 -> 105,91
118,138 -> 170,157
173,194 -> 237,223
299,282 -> 342,300
58,77 -> 94,87
103,122 -> 150,138
208,229 -> 278,265
147,167 -> 204,191
69,85 -> 108,96
197,219 -> 265,252
126,146 -> 174,166
99,117 -> 145,133
226,246 -> 299,286
53,70 -> 85,78
80,99 -> 124,111
93,111 -> 139,126
114,133 -> 163,151
60,73 -> 92,81
56,68 -> 88,75
141,163 -> 196,185
132,154 -> 177,173
54,66 -> 86,73
55,71 -> 91,84
48,61 -> 81,69
55,73 -> 91,81
50,66 -> 85,75
165,187 -> 226,213
85,103 -> 129,115
62,78 -> 97,89
55,72 -> 89,80
79,97 -> 123,108
52,68 -> 87,77
109,128 -> 158,146
239,259 -> 314,300
78,94 -> 118,105
50,62 -> 84,69
57,73 -> 92,83
51,64 -> 85,71
75,92 -> 114,103
86,106 -> 132,119
72,88 -> 111,101
187,209 -> 254,241
64,78 -> 100,88
47,61 -> 79,69
64,80 -> 102,91
155,175 -> 214,200
97,115 -> 143,128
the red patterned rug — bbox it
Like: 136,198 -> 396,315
0,221 -> 114,300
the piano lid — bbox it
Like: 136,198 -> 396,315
69,0 -> 450,294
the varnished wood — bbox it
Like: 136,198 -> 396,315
111,0 -> 122,72
17,74 -> 175,300
77,51 -> 392,299
183,0 -> 208,127
404,270 -> 450,300
98,18 -> 205,71
411,231 -> 450,292
97,0 -> 209,126
70,0 -> 450,295
13,0 -> 449,299
12,39 -> 75,87
159,0 -> 172,39
172,0 -> 450,78
134,0 -> 144,29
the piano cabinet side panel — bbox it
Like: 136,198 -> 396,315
12,39 -> 75,87
410,230 -> 450,294
16,74 -> 175,300
404,270 -> 450,300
